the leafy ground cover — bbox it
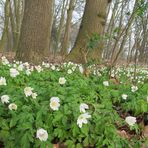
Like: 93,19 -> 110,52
0,56 -> 148,148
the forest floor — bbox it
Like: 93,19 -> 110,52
0,52 -> 148,67
0,52 -> 148,148
0,52 -> 62,63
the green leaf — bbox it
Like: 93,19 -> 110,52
83,137 -> 89,147
0,130 -> 9,141
76,143 -> 83,148
81,125 -> 89,136
65,140 -> 75,148
10,117 -> 18,128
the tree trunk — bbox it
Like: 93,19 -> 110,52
11,0 -> 23,51
67,0 -> 109,63
54,0 -> 68,53
61,0 -> 76,58
16,0 -> 53,64
0,0 -> 10,51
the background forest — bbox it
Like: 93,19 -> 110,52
0,0 -> 147,65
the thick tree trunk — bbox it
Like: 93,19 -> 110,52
16,0 -> 53,64
67,0 -> 109,63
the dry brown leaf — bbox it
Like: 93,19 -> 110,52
143,125 -> 148,138
117,130 -> 129,139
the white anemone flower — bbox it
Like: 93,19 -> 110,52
23,62 -> 30,68
77,113 -> 91,128
10,68 -> 20,77
1,56 -> 9,65
50,97 -> 60,110
1,95 -> 10,104
72,66 -> 76,71
13,64 -> 17,68
67,69 -> 72,74
125,116 -> 136,126
59,77 -> 66,85
56,68 -> 60,71
24,87 -> 33,97
0,77 -> 7,85
103,81 -> 109,86
8,103 -> 17,110
131,86 -> 138,92
51,65 -> 56,70
35,65 -> 43,73
42,62 -> 49,68
36,128 -> 48,141
17,64 -> 24,71
122,94 -> 128,100
26,69 -> 31,76
79,66 -> 84,74
80,103 -> 89,113
97,72 -> 102,77
32,92 -> 37,99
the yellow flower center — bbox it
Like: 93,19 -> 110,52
79,116 -> 84,120
51,101 -> 57,107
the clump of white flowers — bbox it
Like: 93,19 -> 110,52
42,62 -> 49,68
23,62 -> 30,69
50,97 -> 60,110
103,81 -> 109,86
36,128 -> 48,141
24,87 -> 37,99
59,77 -> 66,85
35,65 -> 43,73
0,77 -> 7,85
10,68 -> 20,78
8,103 -> 17,111
1,56 -> 9,65
77,113 -> 91,128
24,87 -> 34,97
131,85 -> 138,92
77,103 -> 91,128
80,103 -> 89,113
1,95 -> 10,104
122,94 -> 128,100
125,116 -> 136,126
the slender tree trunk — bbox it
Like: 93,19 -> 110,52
16,0 -> 53,64
67,0 -> 109,63
49,0 -> 55,53
0,0 -> 10,51
109,0 -> 138,66
61,0 -> 76,58
54,0 -> 68,53
13,0 -> 23,51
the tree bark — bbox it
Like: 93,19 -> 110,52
54,0 -> 68,53
67,0 -> 109,63
61,0 -> 76,58
0,0 -> 10,51
16,0 -> 53,64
